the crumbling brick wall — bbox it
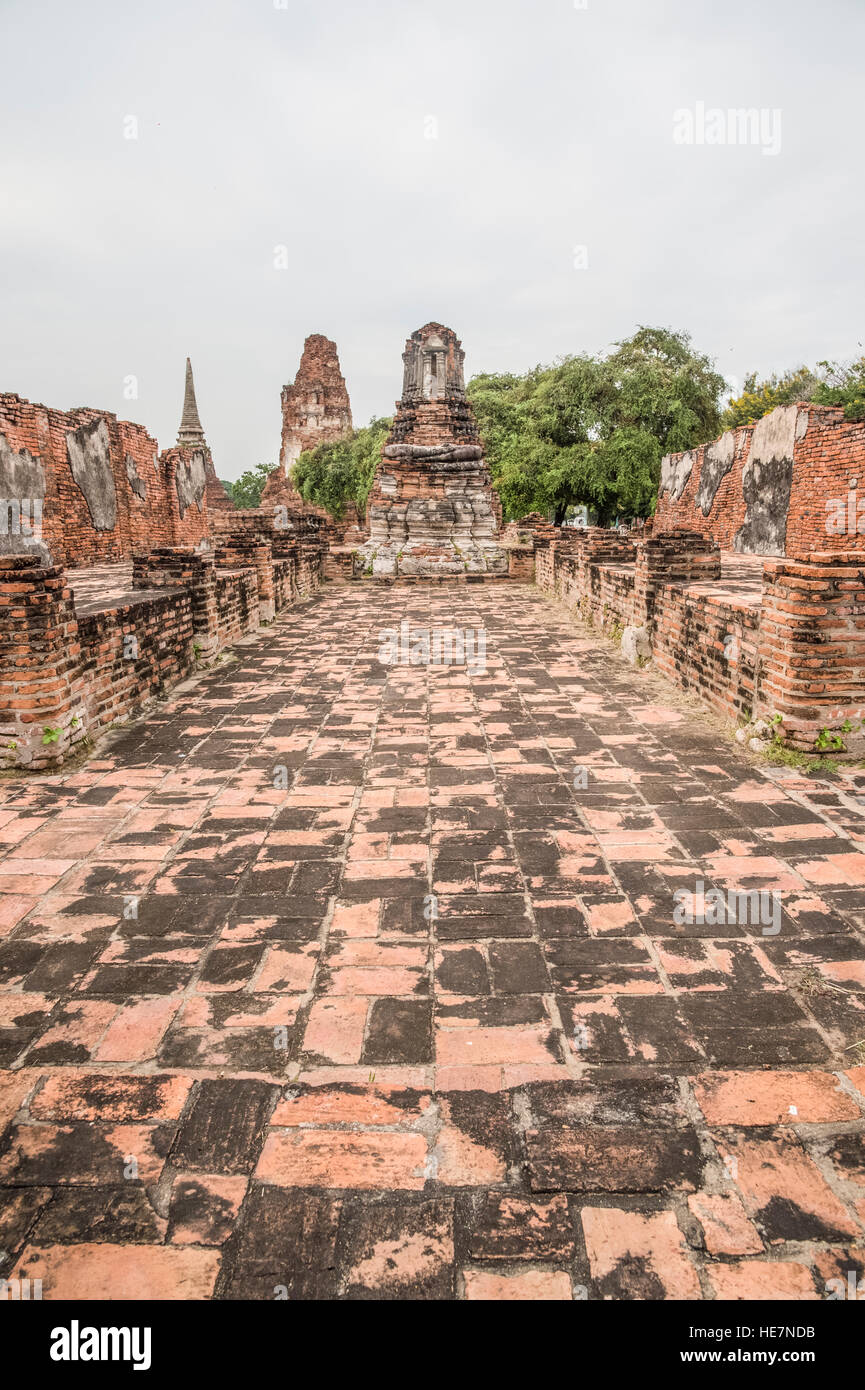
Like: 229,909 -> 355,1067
1,532 -> 326,770
758,551 -> 865,750
0,393 -> 210,567
654,404 -> 865,558
215,568 -> 260,645
76,591 -> 195,734
651,588 -> 761,725
533,525 -> 865,751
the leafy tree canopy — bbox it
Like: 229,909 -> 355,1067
293,417 -> 392,520
720,367 -> 819,430
222,463 -> 275,510
721,357 -> 865,428
811,356 -> 865,422
467,326 -> 726,524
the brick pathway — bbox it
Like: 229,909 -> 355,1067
2,582 -> 865,1300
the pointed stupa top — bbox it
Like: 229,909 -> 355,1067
177,357 -> 207,447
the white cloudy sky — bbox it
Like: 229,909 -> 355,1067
1,0 -> 863,480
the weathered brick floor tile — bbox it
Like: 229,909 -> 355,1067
580,1207 -> 701,1299
687,1191 -> 764,1256
270,1084 -> 432,1128
338,1198 -> 455,1299
435,1092 -> 512,1186
363,998 -> 432,1064
0,1121 -> 169,1187
92,997 -> 181,1062
467,1193 -> 575,1263
11,1243 -> 221,1299
526,1119 -> 703,1194
462,1269 -> 573,1300
168,1175 -> 248,1246
0,1186 -> 51,1271
436,1023 -> 559,1069
30,1072 -> 192,1123
811,1246 -> 865,1298
31,1187 -> 167,1245
693,1070 -> 861,1125
302,997 -> 368,1064
256,1130 -> 428,1189
3,584 -> 865,1299
219,1186 -> 342,1299
171,1079 -> 277,1174
22,1000 -> 119,1065
717,1130 -> 862,1245
706,1261 -> 819,1300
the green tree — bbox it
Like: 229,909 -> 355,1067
224,462 -> 276,509
812,356 -> 865,421
293,417 -> 392,519
468,326 -> 725,525
720,367 -> 819,430
720,355 -> 865,429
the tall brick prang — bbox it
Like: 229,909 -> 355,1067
279,334 -> 352,472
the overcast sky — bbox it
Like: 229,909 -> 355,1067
2,0 -> 863,481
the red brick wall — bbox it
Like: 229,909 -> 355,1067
652,588 -> 761,726
757,551 -> 865,750
0,557 -> 83,768
654,405 -> 865,558
534,528 -> 865,752
215,569 -> 260,645
506,547 -> 535,580
654,428 -> 751,553
1,534 -> 327,770
0,393 -> 210,567
76,591 -> 195,735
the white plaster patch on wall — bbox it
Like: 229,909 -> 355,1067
749,404 -> 807,467
175,449 -> 207,518
695,429 -> 736,516
734,406 -> 803,557
660,449 -> 695,500
66,418 -> 116,530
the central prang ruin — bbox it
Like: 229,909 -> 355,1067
359,323 -> 508,578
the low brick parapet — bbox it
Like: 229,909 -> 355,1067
756,550 -> 865,749
0,555 -> 84,768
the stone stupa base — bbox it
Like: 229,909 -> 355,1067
358,537 -> 509,579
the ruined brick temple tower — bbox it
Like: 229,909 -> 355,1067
279,334 -> 353,472
177,356 -> 234,514
361,323 -> 507,577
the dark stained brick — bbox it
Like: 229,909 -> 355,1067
172,1080 -> 277,1174
363,999 -> 432,1065
220,1185 -> 341,1300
